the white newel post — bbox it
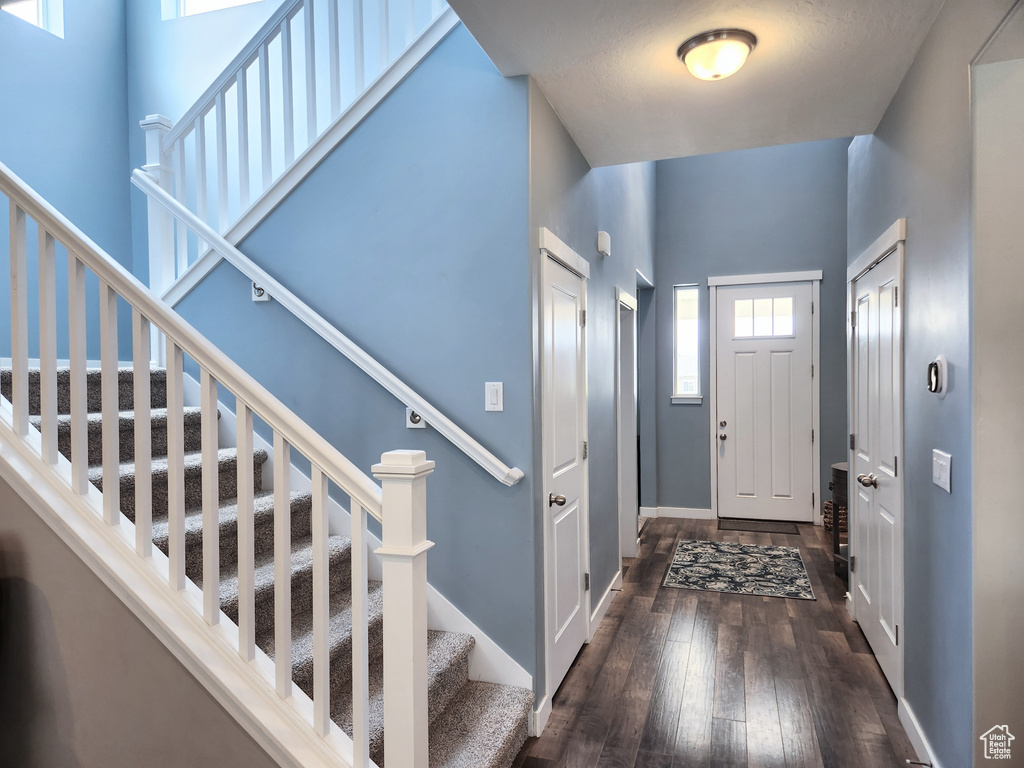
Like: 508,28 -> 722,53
373,450 -> 435,768
141,115 -> 175,293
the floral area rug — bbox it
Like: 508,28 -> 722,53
663,539 -> 815,600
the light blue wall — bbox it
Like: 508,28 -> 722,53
0,1 -> 133,358
527,79 -> 657,638
175,25 -> 538,674
125,0 -> 281,285
847,1 -> 1015,764
654,139 -> 849,512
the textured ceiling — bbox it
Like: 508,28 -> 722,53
447,0 -> 946,166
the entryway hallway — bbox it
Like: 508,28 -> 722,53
513,517 -> 917,767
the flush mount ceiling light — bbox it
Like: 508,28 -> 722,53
678,28 -> 757,81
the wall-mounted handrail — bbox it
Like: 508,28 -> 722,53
0,162 -> 383,519
132,168 -> 526,488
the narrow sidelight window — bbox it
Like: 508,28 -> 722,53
673,285 -> 700,398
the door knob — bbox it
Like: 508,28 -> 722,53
719,420 -> 727,428
857,473 -> 878,488
549,493 -> 566,507
719,433 -> 727,441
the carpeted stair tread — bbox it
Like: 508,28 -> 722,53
331,629 -> 477,766
29,407 -> 205,466
216,534 -> 353,642
89,447 -> 268,517
151,490 -> 313,575
1,366 -> 168,415
427,681 -> 534,768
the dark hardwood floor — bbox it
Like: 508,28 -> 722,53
513,517 -> 918,768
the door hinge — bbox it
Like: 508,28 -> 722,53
894,455 -> 898,477
851,310 -> 856,328
582,441 -> 588,459
850,555 -> 856,573
850,433 -> 855,450
895,624 -> 899,646
811,301 -> 815,315
894,286 -> 899,307
812,492 -> 815,508
580,309 -> 587,327
584,572 -> 591,591
811,364 -> 815,378
811,429 -> 815,444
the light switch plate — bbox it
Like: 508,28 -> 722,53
485,382 -> 503,412
932,449 -> 951,493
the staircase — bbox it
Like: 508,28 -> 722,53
1,365 -> 532,767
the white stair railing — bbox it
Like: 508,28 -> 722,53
141,0 -> 454,297
1,160 -> 433,768
133,168 -> 526,488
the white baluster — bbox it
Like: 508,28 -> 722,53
8,202 -> 28,437
351,501 -> 370,766
174,139 -> 189,278
237,402 -> 256,660
237,67 -> 251,211
259,42 -> 273,190
379,0 -> 390,70
140,115 -> 175,295
100,280 -> 120,526
133,309 -> 153,557
215,90 -> 229,232
166,338 -> 186,591
328,0 -> 341,119
195,114 -> 207,228
311,465 -> 330,736
281,17 -> 295,166
373,450 -> 434,768
353,0 -> 365,92
68,255 -> 88,495
304,0 -> 317,145
274,431 -> 292,697
201,369 -> 220,625
38,229 -> 58,465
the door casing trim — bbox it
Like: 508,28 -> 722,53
708,273 -> 822,523
616,288 -> 639,558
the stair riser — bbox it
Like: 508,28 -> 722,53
98,454 -> 265,520
1,368 -> 168,415
52,412 -> 203,466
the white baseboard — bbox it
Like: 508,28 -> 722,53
899,697 -> 942,768
657,506 -> 715,519
589,570 -> 621,640
531,693 -> 552,738
639,506 -> 658,517
184,374 -> 532,693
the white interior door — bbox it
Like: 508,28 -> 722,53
617,296 -> 639,558
542,254 -> 589,694
851,251 -> 903,696
715,281 -> 814,521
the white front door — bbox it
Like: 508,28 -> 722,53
715,281 -> 814,521
851,251 -> 903,695
542,254 -> 589,693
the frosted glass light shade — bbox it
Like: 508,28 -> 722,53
679,29 -> 757,81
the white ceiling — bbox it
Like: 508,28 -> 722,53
447,0 -> 946,166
